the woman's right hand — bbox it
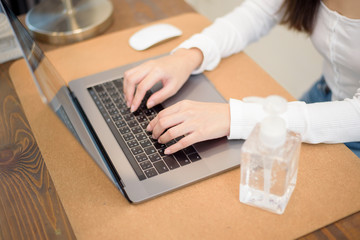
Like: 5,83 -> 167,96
123,48 -> 203,112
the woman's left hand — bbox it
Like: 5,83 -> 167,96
146,100 -> 230,154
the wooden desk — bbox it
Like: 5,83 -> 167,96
0,0 -> 359,239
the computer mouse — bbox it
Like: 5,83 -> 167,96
129,23 -> 182,51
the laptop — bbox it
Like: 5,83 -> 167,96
1,0 -> 243,203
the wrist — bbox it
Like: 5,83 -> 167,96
173,48 -> 204,73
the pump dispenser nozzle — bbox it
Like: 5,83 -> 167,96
260,95 -> 287,148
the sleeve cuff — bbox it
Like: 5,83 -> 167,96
172,33 -> 221,74
228,98 -> 265,139
282,101 -> 308,140
228,99 -> 308,140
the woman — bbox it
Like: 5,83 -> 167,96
123,0 -> 360,157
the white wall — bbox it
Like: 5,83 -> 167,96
185,0 -> 323,99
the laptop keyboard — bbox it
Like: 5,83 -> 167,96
88,78 -> 201,181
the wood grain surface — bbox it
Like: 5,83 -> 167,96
1,0 -> 359,239
0,62 -> 76,239
300,212 -> 360,239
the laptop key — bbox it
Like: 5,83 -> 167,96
123,133 -> 134,141
131,146 -> 143,155
140,139 -> 152,148
188,153 -> 201,162
108,108 -> 119,116
132,110 -> 142,116
144,146 -> 157,155
104,102 -> 115,110
140,121 -> 148,129
158,148 -> 166,156
174,151 -> 191,166
111,114 -> 122,121
148,115 -> 156,121
143,109 -> 154,116
144,108 -> 156,116
109,91 -> 120,99
127,120 -> 138,128
139,104 -> 148,112
98,91 -> 108,98
149,137 -> 158,143
163,156 -> 180,170
135,153 -> 148,162
115,120 -> 126,128
127,139 -> 139,148
120,108 -> 131,115
154,142 -> 166,149
116,102 -> 127,109
136,115 -> 147,123
102,97 -> 112,105
123,114 -> 135,121
144,168 -> 158,178
153,104 -> 164,113
153,161 -> 169,174
94,85 -> 105,92
166,139 -> 176,147
140,160 -> 153,170
135,133 -> 147,141
113,79 -> 122,90
183,146 -> 196,155
131,126 -> 143,134
148,153 -> 161,162
119,126 -> 130,134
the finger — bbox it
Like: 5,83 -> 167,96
157,124 -> 188,144
164,134 -> 195,155
146,115 -> 159,132
155,100 -> 186,118
146,101 -> 185,132
130,70 -> 161,112
123,79 -> 135,108
151,113 -> 185,139
123,64 -> 152,107
146,83 -> 177,109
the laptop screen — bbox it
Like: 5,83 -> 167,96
0,0 -> 129,185
1,0 -> 67,105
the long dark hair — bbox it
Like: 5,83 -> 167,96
280,0 -> 321,34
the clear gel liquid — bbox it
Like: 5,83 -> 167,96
239,124 -> 301,214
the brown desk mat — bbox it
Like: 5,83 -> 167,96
9,13 -> 360,239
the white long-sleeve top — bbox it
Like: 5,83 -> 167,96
175,0 -> 360,144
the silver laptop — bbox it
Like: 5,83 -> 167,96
1,0 -> 243,203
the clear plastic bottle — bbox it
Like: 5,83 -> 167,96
239,95 -> 301,214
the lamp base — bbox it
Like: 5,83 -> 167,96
25,0 -> 113,45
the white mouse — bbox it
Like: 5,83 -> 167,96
129,23 -> 182,51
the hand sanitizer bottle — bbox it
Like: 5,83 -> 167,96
239,95 -> 301,214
